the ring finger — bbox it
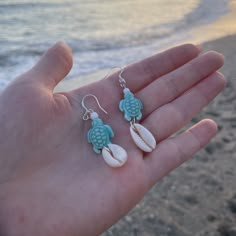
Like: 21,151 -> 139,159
142,71 -> 225,144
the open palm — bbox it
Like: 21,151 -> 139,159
0,42 -> 225,236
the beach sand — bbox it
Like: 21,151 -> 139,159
54,3 -> 236,236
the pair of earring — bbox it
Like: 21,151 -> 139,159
81,68 -> 156,168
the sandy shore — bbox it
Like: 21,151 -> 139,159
99,34 -> 236,236
190,0 -> 236,44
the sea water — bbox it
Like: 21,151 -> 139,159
0,0 -> 229,89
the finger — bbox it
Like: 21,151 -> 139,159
68,44 -> 200,111
109,44 -> 201,90
144,119 -> 218,187
28,41 -> 73,90
142,71 -> 225,143
138,51 -> 224,119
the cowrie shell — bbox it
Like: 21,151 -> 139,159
130,123 -> 156,152
102,144 -> 127,168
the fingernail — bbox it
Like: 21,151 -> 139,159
51,41 -> 72,52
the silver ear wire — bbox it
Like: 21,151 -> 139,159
81,94 -> 108,120
103,66 -> 127,89
118,67 -> 127,88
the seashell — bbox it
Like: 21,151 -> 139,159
102,144 -> 127,168
130,123 -> 156,152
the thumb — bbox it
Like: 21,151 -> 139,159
28,41 -> 73,90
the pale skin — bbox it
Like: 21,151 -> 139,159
0,42 -> 225,236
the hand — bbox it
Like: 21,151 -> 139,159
0,42 -> 225,236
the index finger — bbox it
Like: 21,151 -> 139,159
106,43 -> 201,92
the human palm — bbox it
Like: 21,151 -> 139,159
0,42 -> 225,236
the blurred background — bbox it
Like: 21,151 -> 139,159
0,0 -> 233,88
0,0 -> 236,235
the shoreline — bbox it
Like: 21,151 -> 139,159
190,0 -> 236,44
55,0 -> 236,93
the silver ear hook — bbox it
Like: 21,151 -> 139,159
103,66 -> 127,89
118,67 -> 127,88
81,94 -> 108,120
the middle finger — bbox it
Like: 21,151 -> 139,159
137,51 -> 224,120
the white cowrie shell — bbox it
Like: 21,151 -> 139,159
102,144 -> 127,168
130,123 -> 156,152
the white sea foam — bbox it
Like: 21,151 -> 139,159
0,0 -> 230,90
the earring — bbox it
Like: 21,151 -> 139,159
118,68 -> 156,152
81,94 -> 128,168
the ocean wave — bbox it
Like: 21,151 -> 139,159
185,0 -> 229,25
0,2 -> 66,9
0,0 -> 230,89
69,0 -> 229,53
